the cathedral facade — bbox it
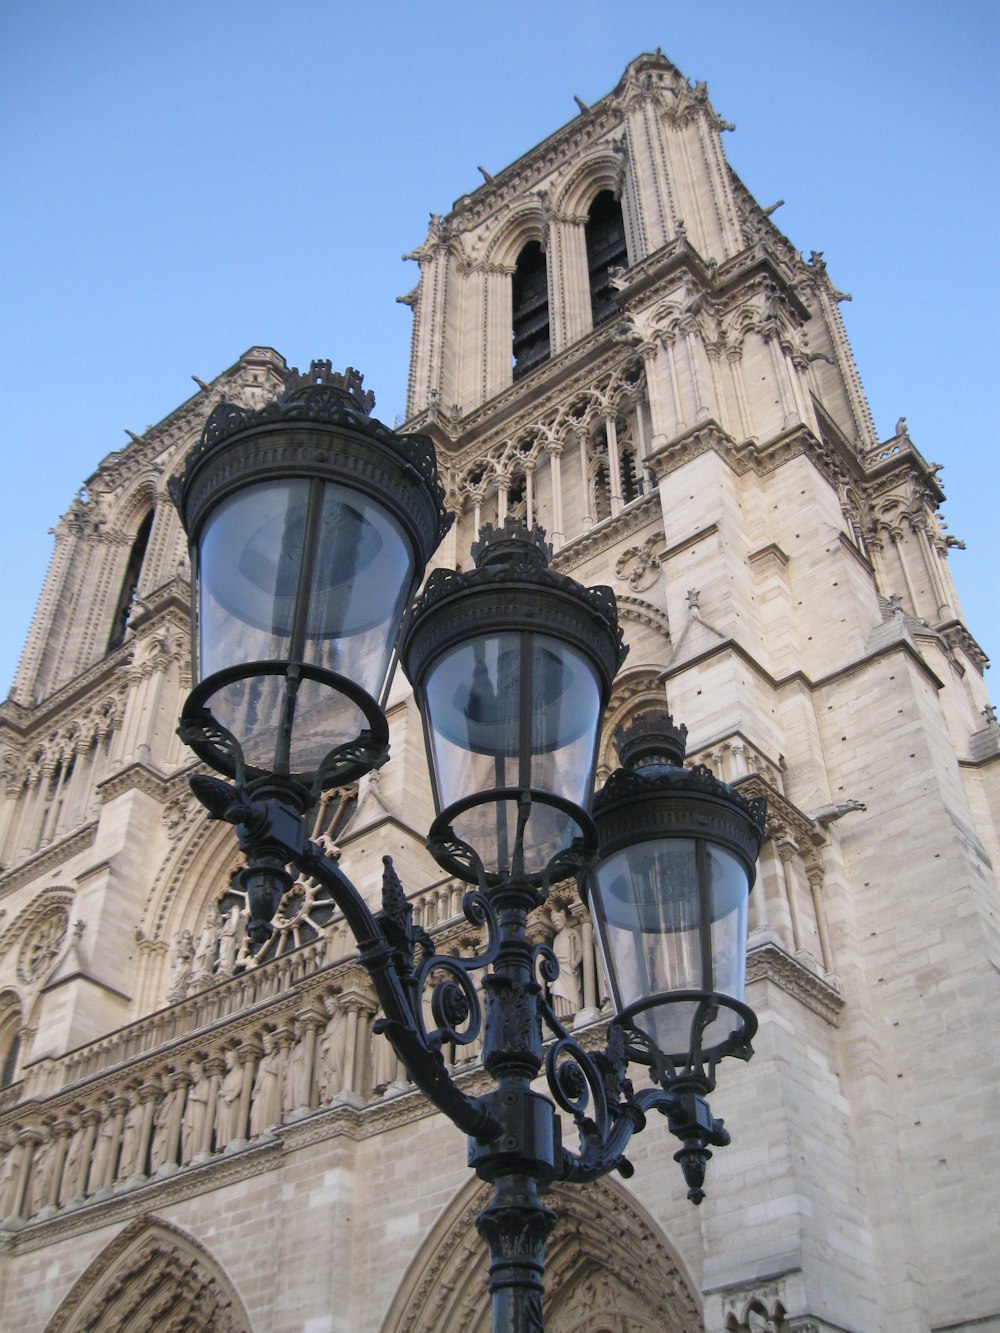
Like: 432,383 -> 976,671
0,52 -> 997,1333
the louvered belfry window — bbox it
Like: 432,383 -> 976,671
512,241 -> 551,381
585,191 -> 628,327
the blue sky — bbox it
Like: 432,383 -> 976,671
1,1 -> 998,697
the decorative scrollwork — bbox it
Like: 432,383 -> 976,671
178,709 -> 247,789
412,891 -> 500,1051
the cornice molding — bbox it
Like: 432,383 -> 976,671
551,492 -> 661,572
746,941 -> 844,1026
0,824 -> 98,899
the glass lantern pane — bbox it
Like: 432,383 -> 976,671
424,633 -> 523,805
593,838 -> 702,1009
591,836 -> 751,1061
422,632 -> 601,876
205,674 -> 367,776
528,637 -> 600,810
708,844 -> 749,1002
305,482 -> 414,701
198,479 -> 309,680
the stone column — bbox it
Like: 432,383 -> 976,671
777,838 -> 804,954
807,865 -> 833,973
727,349 -> 753,440
199,1056 -> 225,1158
235,1038 -> 261,1146
604,416 -> 622,517
134,1082 -> 159,1178
578,917 -> 600,1025
890,530 -> 922,618
577,433 -> 593,528
546,443 -> 565,547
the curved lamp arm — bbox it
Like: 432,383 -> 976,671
540,993 -> 731,1205
190,775 -> 500,1142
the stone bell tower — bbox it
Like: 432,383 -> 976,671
396,50 -> 1000,1333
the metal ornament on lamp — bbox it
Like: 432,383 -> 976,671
172,366 -> 766,1331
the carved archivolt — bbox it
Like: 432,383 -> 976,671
383,1175 -> 701,1333
43,1213 -> 252,1333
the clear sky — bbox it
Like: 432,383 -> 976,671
2,1 -> 997,699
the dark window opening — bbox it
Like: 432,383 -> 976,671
108,510 -> 153,651
512,241 -> 550,381
0,1028 -> 20,1088
585,191 -> 628,327
593,464 -> 612,523
620,445 -> 644,505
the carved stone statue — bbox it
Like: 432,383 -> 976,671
117,1096 -> 145,1179
191,916 -> 220,989
181,1061 -> 211,1162
319,997 -> 348,1102
250,1033 -> 287,1136
549,908 -> 583,1018
214,1049 -> 244,1149
59,1122 -> 88,1204
283,1027 -> 312,1116
0,1138 -> 23,1216
150,1082 -> 184,1173
90,1112 -> 118,1193
167,929 -> 194,1003
216,907 -> 240,978
28,1135 -> 54,1215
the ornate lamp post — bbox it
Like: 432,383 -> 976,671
172,363 -> 766,1333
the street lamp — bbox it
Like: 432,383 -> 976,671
171,363 -> 766,1332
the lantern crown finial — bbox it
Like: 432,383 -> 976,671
471,518 -> 552,571
614,711 -> 688,772
282,361 -> 375,414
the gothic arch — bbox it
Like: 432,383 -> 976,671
555,151 -> 626,219
381,1174 -> 702,1333
486,202 -> 548,270
143,809 -> 242,947
43,1214 -> 253,1333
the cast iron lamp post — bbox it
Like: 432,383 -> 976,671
171,362 -> 767,1333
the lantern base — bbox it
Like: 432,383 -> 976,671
427,788 -> 597,889
615,991 -> 757,1091
179,660 -> 389,793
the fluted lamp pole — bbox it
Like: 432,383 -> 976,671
172,364 -> 766,1333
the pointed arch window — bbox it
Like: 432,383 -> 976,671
585,191 -> 628,327
107,509 -> 153,651
0,998 -> 22,1088
512,241 -> 550,381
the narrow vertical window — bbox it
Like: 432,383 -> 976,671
108,510 -> 153,651
512,241 -> 550,381
585,191 -> 628,327
0,1002 -> 21,1087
